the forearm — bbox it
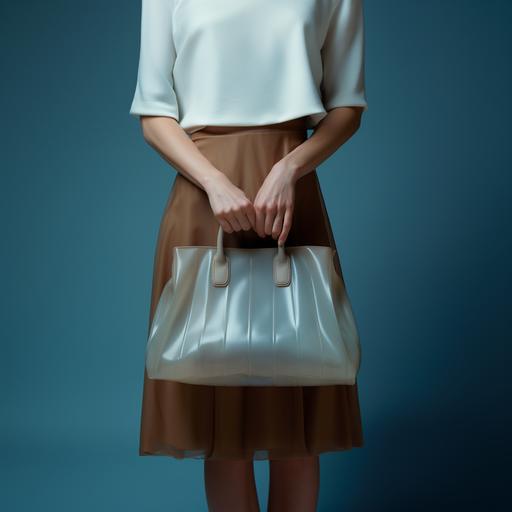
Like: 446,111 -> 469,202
279,107 -> 364,181
139,116 -> 223,192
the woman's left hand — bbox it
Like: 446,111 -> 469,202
253,161 -> 297,245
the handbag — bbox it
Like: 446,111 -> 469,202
146,225 -> 361,386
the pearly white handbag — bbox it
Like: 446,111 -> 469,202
146,225 -> 361,386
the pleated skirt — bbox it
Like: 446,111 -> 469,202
140,117 -> 364,460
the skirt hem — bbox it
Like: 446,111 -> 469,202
138,443 -> 364,461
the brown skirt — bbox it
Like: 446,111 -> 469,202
140,117 -> 364,460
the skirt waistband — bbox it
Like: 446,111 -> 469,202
190,117 -> 309,141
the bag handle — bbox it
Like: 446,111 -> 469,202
212,225 -> 291,287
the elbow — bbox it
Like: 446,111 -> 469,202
352,117 -> 361,135
351,107 -> 364,133
328,105 -> 364,136
140,117 -> 156,146
139,115 -> 179,146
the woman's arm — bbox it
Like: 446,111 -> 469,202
283,106 -> 363,182
130,0 -> 256,235
253,0 -> 369,244
139,116 -> 257,234
253,106 -> 364,245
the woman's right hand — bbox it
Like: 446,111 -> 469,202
137,116 -> 257,234
204,172 -> 256,234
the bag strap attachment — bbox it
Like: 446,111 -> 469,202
212,225 -> 291,287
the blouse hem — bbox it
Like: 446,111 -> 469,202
128,105 -> 368,134
176,109 -> 328,135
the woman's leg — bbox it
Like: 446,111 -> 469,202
204,459 -> 260,512
267,456 -> 320,512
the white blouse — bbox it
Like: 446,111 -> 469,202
129,0 -> 368,134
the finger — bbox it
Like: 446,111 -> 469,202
254,204 -> 266,238
234,199 -> 253,231
278,206 -> 293,245
227,212 -> 242,232
245,202 -> 257,232
271,209 -> 284,240
264,204 -> 277,235
219,217 -> 233,233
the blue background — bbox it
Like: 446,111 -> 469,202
1,1 -> 510,510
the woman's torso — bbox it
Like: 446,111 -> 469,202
129,0 -> 368,134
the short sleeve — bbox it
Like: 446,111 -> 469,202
129,0 -> 180,120
320,0 -> 368,112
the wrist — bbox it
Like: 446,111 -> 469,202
199,167 -> 226,193
273,156 -> 302,183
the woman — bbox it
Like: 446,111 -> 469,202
129,0 -> 368,510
